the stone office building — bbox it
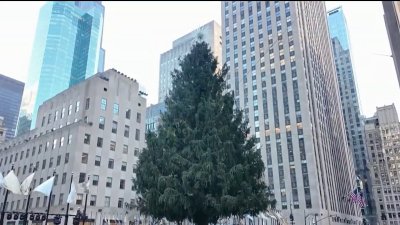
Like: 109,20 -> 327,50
0,69 -> 146,225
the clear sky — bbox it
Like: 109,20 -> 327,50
0,1 -> 399,118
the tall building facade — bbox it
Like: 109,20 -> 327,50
327,7 -> 375,223
0,74 -> 24,140
222,1 -> 361,224
365,104 -> 400,225
383,1 -> 400,88
158,20 -> 222,102
0,69 -> 146,225
18,1 -> 105,135
0,117 -> 6,144
145,102 -> 166,133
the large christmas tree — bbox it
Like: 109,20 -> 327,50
135,42 -> 273,225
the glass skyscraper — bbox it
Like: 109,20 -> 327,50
328,7 -> 375,224
17,1 -> 105,135
0,74 -> 24,140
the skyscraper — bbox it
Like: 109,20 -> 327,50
222,1 -> 361,224
17,1 -> 105,135
382,1 -> 400,88
364,104 -> 400,225
0,74 -> 24,140
158,21 -> 222,102
327,7 -> 374,223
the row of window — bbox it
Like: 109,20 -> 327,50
41,101 -> 81,127
2,194 -> 133,210
0,135 -> 72,167
84,132 -> 140,148
100,98 -> 142,123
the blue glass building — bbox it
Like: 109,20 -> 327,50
0,74 -> 24,140
328,7 -> 375,224
18,1 -> 105,134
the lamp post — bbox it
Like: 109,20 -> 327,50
64,173 -> 74,225
82,175 -> 90,225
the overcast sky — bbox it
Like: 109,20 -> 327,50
0,1 -> 399,117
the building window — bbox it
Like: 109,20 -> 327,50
118,198 -> 124,208
121,162 -> 127,171
84,134 -> 90,144
55,111 -> 58,121
108,159 -> 114,169
79,173 -> 86,183
90,195 -> 96,206
81,153 -> 88,164
134,148 -> 139,156
92,175 -> 99,186
123,145 -> 128,154
135,129 -> 140,141
106,177 -> 112,188
76,194 -> 83,205
68,134 -> 72,145
113,103 -> 119,114
105,197 -> 110,207
75,101 -> 80,112
137,113 -> 141,123
61,108 -> 65,119
59,194 -> 64,206
120,179 -> 125,189
42,160 -> 46,169
57,156 -> 61,166
65,153 -> 69,164
49,158 -> 53,168
68,104 -> 72,115
60,137 -> 64,147
95,155 -> 101,166
124,125 -> 130,138
101,98 -> 107,110
85,98 -> 90,110
62,173 -> 66,184
97,137 -> 103,147
112,121 -> 118,133
126,109 -> 131,119
99,117 -> 105,130
110,141 -> 116,151
52,139 -> 57,149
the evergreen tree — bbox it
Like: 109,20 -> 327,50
135,42 -> 274,225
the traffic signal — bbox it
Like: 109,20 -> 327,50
35,214 -> 41,221
7,213 -> 12,220
290,214 -> 294,221
29,214 -> 35,221
13,213 -> 19,220
54,215 -> 61,225
41,214 -> 46,221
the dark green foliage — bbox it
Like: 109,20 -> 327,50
134,42 -> 273,225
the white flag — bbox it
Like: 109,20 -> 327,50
20,173 -> 35,195
33,176 -> 54,196
67,181 -> 77,204
124,214 -> 127,225
3,170 -> 21,194
0,172 -> 4,188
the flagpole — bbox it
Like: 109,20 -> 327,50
64,173 -> 74,225
0,164 -> 13,225
23,188 -> 32,225
82,175 -> 90,225
45,170 -> 56,225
